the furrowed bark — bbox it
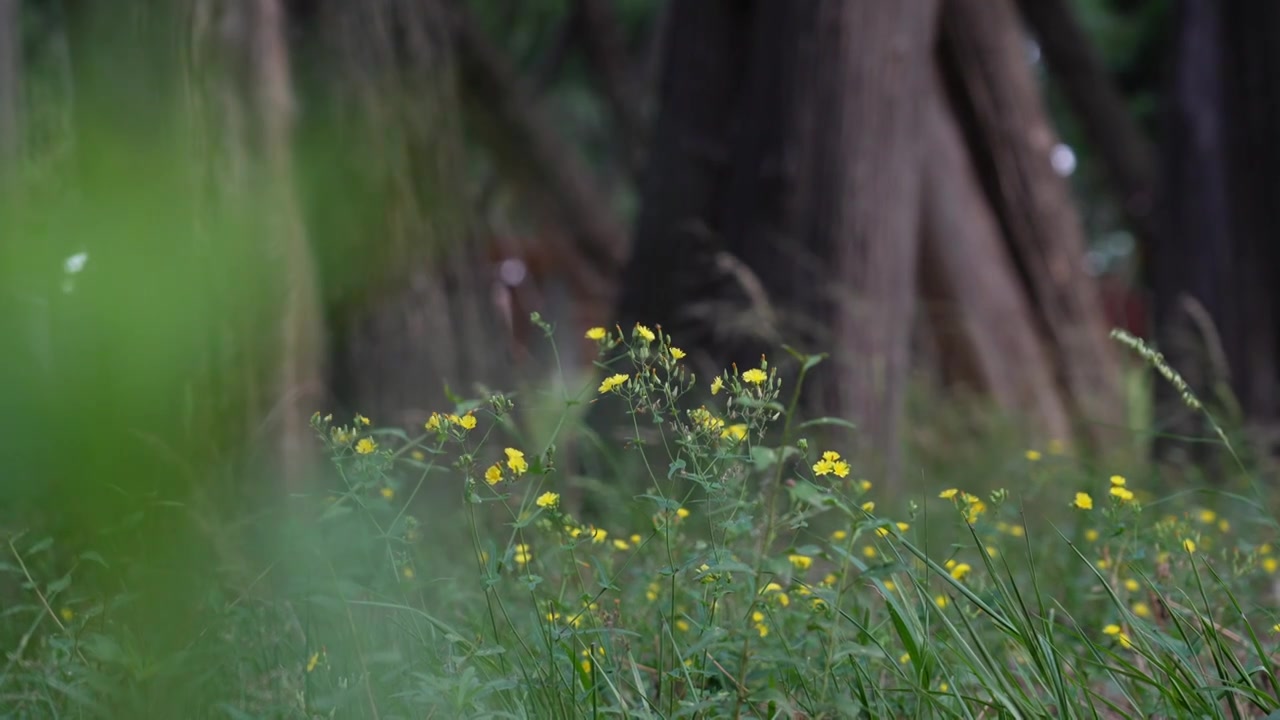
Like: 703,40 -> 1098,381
940,0 -> 1125,453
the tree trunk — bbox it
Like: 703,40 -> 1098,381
918,66 -> 1073,443
1154,0 -> 1280,464
296,0 -> 505,429
939,0 -> 1124,453
622,1 -> 939,481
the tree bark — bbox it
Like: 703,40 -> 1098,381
793,1 -> 939,477
919,67 -> 1073,443
296,0 -> 506,429
622,1 -> 939,480
940,0 -> 1125,453
1016,0 -> 1158,246
1153,0 -> 1280,463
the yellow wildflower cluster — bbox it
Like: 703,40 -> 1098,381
812,450 -> 850,478
484,447 -> 530,485
425,411 -> 477,432
939,489 -> 986,524
598,373 -> 629,394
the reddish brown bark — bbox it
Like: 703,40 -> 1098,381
940,0 -> 1125,451
919,68 -> 1073,443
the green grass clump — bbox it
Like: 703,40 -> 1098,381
3,321 -> 1280,718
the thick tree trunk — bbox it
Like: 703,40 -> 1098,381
1154,0 -> 1280,464
940,0 -> 1124,452
298,0 -> 505,428
1016,0 -> 1157,246
919,67 -> 1073,442
622,1 -> 938,480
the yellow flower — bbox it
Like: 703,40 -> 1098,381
1085,528 -> 1100,542
1218,519 -> 1231,533
380,487 -> 394,500
741,368 -> 768,385
788,554 -> 813,571
670,347 -> 686,360
612,538 -> 630,551
514,544 -> 532,565
711,376 -> 724,395
675,507 -> 690,519
306,652 -> 320,673
721,424 -> 748,442
939,488 -> 959,500
1124,578 -> 1140,592
861,501 -> 875,512
862,546 -> 878,559
484,464 -> 503,485
1264,557 -> 1278,574
1132,602 -> 1151,618
410,450 -> 425,461
675,619 -> 690,632
457,412 -> 477,430
536,491 -> 559,509
425,413 -> 443,431
1009,525 -> 1025,537
831,529 -> 848,541
1110,486 -> 1134,502
402,566 -> 415,580
883,580 -> 896,592
355,414 -> 371,427
949,563 -> 972,581
355,438 -> 377,455
635,324 -> 656,342
1182,538 -> 1196,553
935,595 -> 949,608
630,534 -> 641,544
1102,623 -> 1121,636
1197,508 -> 1216,524
897,522 -> 910,532
875,527 -> 891,538
1025,449 -> 1042,462
505,448 -> 529,476
590,527 -> 608,544
1072,492 -> 1094,510
59,607 -> 73,623
755,622 -> 769,638
585,326 -> 607,340
1273,623 -> 1280,634
598,373 -> 629,394
899,652 -> 912,664
859,479 -> 873,492
1109,475 -> 1127,487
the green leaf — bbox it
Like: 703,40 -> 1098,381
750,446 -> 777,472
798,417 -> 858,432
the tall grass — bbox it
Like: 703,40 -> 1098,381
2,321 -> 1278,718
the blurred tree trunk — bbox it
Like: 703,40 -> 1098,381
939,0 -> 1125,453
622,0 -> 939,479
0,0 -> 19,175
294,0 -> 505,429
1154,0 -> 1280,465
918,67 -> 1072,441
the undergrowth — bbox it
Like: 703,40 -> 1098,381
3,322 -> 1279,718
